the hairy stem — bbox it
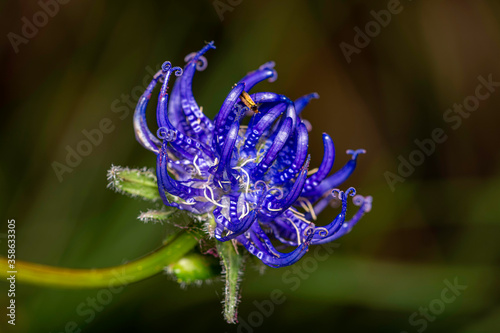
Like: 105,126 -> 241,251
217,240 -> 244,324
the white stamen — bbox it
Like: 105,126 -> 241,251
267,202 -> 282,212
203,186 -> 227,208
239,158 -> 256,168
239,201 -> 250,219
289,207 -> 305,217
233,167 -> 251,195
299,200 -> 310,213
289,209 -> 314,225
193,155 -> 202,176
286,218 -> 302,245
302,198 -> 317,221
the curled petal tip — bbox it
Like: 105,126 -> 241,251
362,196 -> 373,212
331,188 -> 342,199
346,149 -> 366,159
352,194 -> 364,206
259,61 -> 275,70
161,61 -> 172,72
205,40 -> 216,49
302,119 -> 312,132
157,127 -> 177,141
184,53 -> 209,71
345,187 -> 357,197
352,194 -> 372,211
172,66 -> 183,76
304,92 -> 320,101
331,187 -> 356,199
268,70 -> 278,82
294,93 -> 320,116
161,62 -> 183,76
184,42 -> 215,71
258,62 -> 278,82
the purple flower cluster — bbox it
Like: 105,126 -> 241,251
133,42 -> 372,268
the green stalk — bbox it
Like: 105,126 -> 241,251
0,230 -> 198,289
217,241 -> 244,324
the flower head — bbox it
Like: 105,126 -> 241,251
133,42 -> 372,268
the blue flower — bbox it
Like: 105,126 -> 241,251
133,42 -> 372,268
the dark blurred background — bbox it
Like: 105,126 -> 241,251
1,0 -> 500,332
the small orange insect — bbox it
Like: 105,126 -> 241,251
239,91 -> 259,113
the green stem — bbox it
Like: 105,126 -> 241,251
217,241 -> 244,324
0,230 -> 199,289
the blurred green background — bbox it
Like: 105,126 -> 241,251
1,0 -> 500,332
